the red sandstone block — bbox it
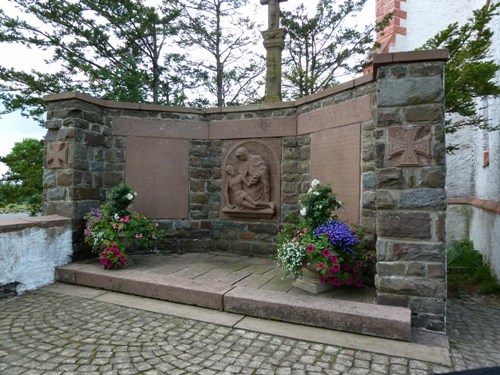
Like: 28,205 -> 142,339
224,286 -> 412,341
71,266 -> 231,310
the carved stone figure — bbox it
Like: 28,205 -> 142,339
222,141 -> 279,220
224,165 -> 273,210
235,147 -> 271,202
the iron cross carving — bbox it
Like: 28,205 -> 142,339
388,127 -> 431,167
260,0 -> 288,30
47,142 -> 69,169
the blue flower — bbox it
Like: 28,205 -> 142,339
313,220 -> 359,256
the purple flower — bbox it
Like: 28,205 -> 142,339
313,220 -> 359,256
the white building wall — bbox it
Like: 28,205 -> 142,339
386,0 -> 500,276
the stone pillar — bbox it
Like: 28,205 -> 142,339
372,51 -> 448,332
42,93 -> 125,257
261,0 -> 287,103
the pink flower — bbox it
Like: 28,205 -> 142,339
319,276 -> 327,284
355,279 -> 363,288
306,244 -> 315,253
112,223 -> 117,228
292,237 -> 297,242
345,278 -> 352,286
330,255 -> 338,263
317,262 -> 325,269
120,216 -> 130,223
118,225 -> 123,231
356,261 -> 363,268
332,278 -> 341,287
135,233 -> 143,238
332,264 -> 340,273
343,263 -> 350,271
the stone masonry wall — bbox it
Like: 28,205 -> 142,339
369,51 -> 448,332
43,50 -> 448,333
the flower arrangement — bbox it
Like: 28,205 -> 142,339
276,179 -> 375,288
83,183 -> 163,269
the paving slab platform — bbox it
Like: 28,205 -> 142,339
56,252 -> 413,341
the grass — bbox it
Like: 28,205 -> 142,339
447,239 -> 500,296
0,203 -> 31,213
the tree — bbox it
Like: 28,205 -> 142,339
420,3 -> 500,150
0,138 -> 44,215
177,0 -> 265,107
0,0 -> 187,125
281,0 -> 390,99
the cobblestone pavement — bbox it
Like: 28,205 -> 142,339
0,288 -> 499,375
447,297 -> 500,371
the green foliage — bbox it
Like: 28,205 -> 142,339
0,0 -> 188,124
299,179 -> 343,228
420,3 -> 500,150
106,183 -> 137,217
0,138 -> 43,215
447,239 -> 500,295
281,0 -> 390,99
177,0 -> 264,107
84,184 -> 163,269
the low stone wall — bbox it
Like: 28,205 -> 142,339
0,215 -> 72,297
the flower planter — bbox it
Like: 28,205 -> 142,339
292,264 -> 333,294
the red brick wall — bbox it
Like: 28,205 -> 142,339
376,0 -> 407,53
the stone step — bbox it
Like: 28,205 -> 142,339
224,286 -> 411,341
56,260 -> 412,341
56,262 -> 232,310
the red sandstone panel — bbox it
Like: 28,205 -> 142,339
310,124 -> 361,225
297,95 -> 371,135
114,118 -> 209,139
210,117 -> 297,139
125,137 -> 189,218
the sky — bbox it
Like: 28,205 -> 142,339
0,0 -> 375,176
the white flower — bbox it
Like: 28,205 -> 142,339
133,191 -> 137,197
300,207 -> 307,216
126,193 -> 134,200
313,191 -> 320,196
307,188 -> 312,193
114,213 -> 120,220
311,179 -> 320,188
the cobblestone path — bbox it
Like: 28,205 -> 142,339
447,298 -> 500,371
0,288 -> 499,374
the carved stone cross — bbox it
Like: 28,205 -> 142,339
260,0 -> 286,30
388,127 -> 431,167
47,141 -> 69,169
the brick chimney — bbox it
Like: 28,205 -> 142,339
376,0 -> 407,53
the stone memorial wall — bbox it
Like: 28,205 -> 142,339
42,50 -> 448,332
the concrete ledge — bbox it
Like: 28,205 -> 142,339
224,286 -> 412,341
0,215 -> 70,233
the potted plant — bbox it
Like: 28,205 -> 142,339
275,179 -> 375,292
83,183 -> 163,269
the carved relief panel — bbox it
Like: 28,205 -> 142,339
47,142 -> 69,169
388,127 -> 431,167
222,139 -> 281,220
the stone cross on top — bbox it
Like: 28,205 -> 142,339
260,0 -> 286,29
260,0 -> 287,103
